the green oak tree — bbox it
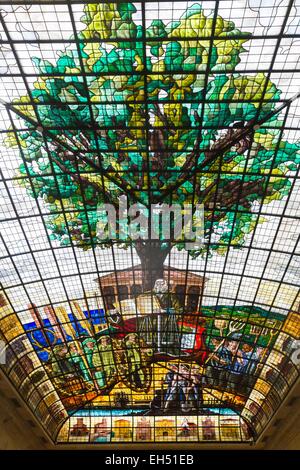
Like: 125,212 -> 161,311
6,2 -> 300,289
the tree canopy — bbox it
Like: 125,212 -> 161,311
6,1 -> 300,259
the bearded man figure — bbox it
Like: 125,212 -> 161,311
137,279 -> 182,357
153,278 -> 182,313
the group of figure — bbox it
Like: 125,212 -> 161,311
82,335 -> 116,389
156,335 -> 267,413
48,335 -> 116,392
46,277 -> 269,405
205,334 -> 266,394
48,332 -> 150,393
163,363 -> 203,412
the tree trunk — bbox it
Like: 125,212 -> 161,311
134,241 -> 171,291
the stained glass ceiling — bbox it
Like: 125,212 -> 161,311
0,0 -> 300,445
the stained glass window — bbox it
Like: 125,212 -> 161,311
0,0 -> 299,445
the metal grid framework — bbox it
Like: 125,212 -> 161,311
0,0 -> 299,445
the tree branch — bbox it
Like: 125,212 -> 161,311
50,147 -> 117,206
156,119 -> 257,203
203,178 -> 271,217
